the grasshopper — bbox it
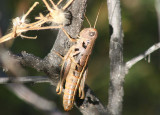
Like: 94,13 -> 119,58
56,8 -> 100,111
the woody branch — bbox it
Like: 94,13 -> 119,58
107,0 -> 160,115
0,0 -> 107,114
107,0 -> 124,115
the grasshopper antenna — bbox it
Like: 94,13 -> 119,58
94,4 -> 102,28
84,14 -> 91,28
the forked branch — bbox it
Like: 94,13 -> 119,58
125,42 -> 160,70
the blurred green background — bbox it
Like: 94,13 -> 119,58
0,0 -> 160,115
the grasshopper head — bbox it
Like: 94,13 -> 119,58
79,28 -> 98,41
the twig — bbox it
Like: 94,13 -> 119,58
0,76 -> 51,84
0,0 -> 74,44
107,0 -> 124,115
0,2 -> 39,43
125,42 -> 160,70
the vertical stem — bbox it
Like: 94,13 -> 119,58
155,0 -> 160,69
107,0 -> 124,115
155,0 -> 160,42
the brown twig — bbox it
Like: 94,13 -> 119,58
0,0 -> 74,44
0,2 -> 39,43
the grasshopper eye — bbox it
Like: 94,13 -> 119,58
89,32 -> 95,36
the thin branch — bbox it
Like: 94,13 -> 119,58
107,0 -> 124,115
0,76 -> 51,84
125,42 -> 160,70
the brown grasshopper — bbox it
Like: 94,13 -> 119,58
56,9 -> 100,111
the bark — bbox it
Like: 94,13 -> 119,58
107,0 -> 124,115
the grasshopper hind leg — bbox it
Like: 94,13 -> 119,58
79,67 -> 88,99
56,58 -> 71,95
55,46 -> 74,95
56,76 -> 66,95
53,51 -> 66,94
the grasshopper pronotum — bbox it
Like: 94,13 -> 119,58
56,8 -> 101,111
